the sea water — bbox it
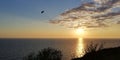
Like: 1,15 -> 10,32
0,38 -> 120,60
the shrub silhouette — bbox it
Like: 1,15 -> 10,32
23,47 -> 62,60
72,43 -> 120,60
84,43 -> 103,54
71,43 -> 103,60
23,52 -> 35,60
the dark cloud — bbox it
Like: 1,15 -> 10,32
49,0 -> 120,29
117,21 -> 120,24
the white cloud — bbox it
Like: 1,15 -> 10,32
50,0 -> 120,29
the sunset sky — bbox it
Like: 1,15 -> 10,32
0,0 -> 120,38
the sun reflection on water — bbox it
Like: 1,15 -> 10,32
76,38 -> 85,57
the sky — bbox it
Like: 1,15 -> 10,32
0,0 -> 120,38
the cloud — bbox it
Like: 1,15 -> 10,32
49,0 -> 120,29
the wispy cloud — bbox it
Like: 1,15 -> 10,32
50,0 -> 120,28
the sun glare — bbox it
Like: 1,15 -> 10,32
76,38 -> 85,57
75,28 -> 85,37
75,28 -> 85,57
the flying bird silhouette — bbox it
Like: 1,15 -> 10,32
41,10 -> 44,14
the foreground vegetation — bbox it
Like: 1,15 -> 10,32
23,48 -> 62,60
72,43 -> 120,60
24,44 -> 120,60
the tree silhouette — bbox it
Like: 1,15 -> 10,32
23,47 -> 62,60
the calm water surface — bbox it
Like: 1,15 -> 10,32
0,38 -> 120,60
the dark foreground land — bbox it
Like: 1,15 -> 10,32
24,46 -> 120,60
72,47 -> 120,60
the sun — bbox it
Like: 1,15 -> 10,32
75,28 -> 85,37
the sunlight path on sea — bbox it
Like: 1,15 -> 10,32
76,38 -> 85,57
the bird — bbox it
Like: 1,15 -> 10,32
41,10 -> 44,14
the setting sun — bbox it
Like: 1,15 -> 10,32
75,28 -> 85,37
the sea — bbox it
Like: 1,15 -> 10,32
0,38 -> 120,60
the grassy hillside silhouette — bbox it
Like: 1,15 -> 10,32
72,46 -> 120,60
